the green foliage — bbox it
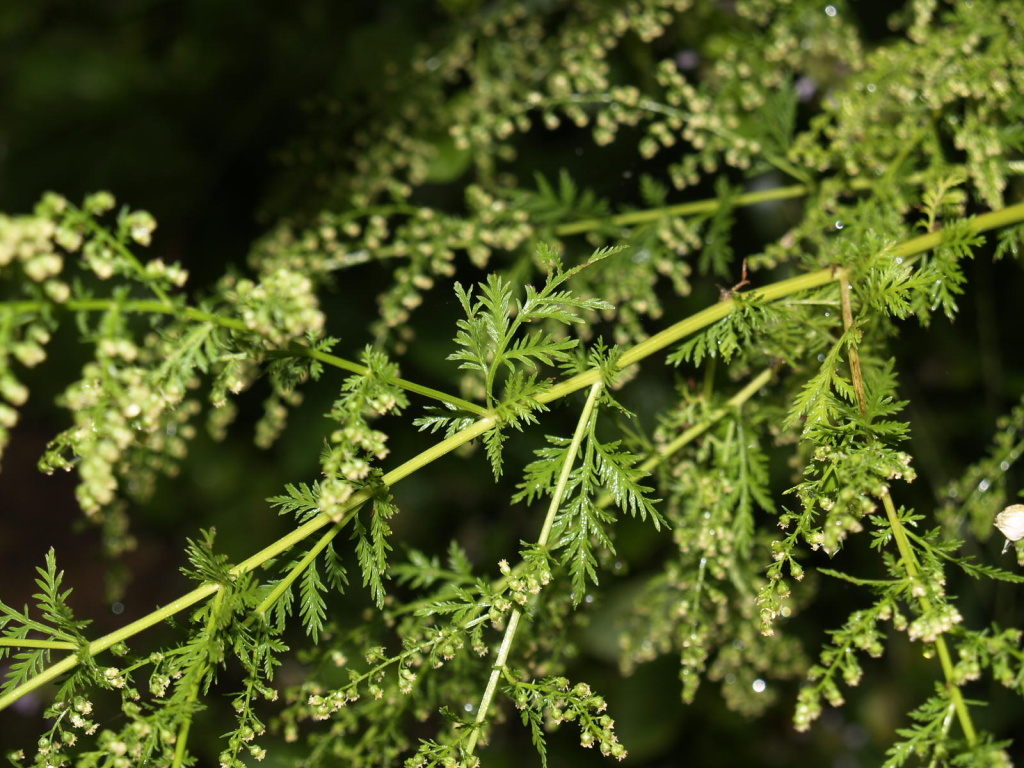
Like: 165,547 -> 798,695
4,1 -> 1024,766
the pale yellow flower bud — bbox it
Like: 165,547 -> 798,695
994,504 -> 1024,553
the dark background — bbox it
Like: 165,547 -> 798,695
2,1 -> 1024,766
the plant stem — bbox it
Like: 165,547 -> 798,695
554,184 -> 810,236
251,518 -> 348,621
0,418 -> 496,713
172,589 -> 225,768
838,265 -> 977,747
881,493 -> 977,746
275,344 -> 488,416
0,262 -> 830,713
80,208 -> 172,306
0,638 -> 76,650
541,267 -> 838,405
0,298 -> 483,414
835,268 -> 867,414
893,200 -> 1024,264
639,366 -> 774,475
465,381 -> 603,757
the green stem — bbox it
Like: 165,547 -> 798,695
273,343 -> 488,416
554,184 -> 810,236
540,267 -> 837,405
881,493 -> 977,746
251,518 -> 349,620
0,298 -> 483,414
0,638 -> 76,650
172,589 -> 225,768
81,210 -> 172,306
893,200 -> 1024,264
639,366 -> 774,475
9,198 -> 1022,715
0,417 -> 495,713
466,381 -> 604,757
838,262 -> 977,747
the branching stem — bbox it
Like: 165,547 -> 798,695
837,265 -> 978,747
0,298 -> 483,414
466,381 -> 604,757
9,204 -> 1023,715
250,518 -> 349,622
79,207 -> 172,306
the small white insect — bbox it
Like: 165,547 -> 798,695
994,504 -> 1024,553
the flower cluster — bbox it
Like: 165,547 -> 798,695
222,267 -> 325,347
41,351 -> 200,517
510,677 -> 626,761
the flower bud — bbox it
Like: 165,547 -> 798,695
994,504 -> 1024,553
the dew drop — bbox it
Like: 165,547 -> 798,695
978,478 -> 991,492
825,4 -> 837,17
111,602 -> 125,615
752,679 -> 766,693
1001,461 -> 1011,471
834,220 -> 844,230
676,50 -> 700,70
796,76 -> 817,102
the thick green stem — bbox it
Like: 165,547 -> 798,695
0,638 -> 76,650
0,263 -> 825,713
7,200 -> 1022,715
893,200 -> 1024,263
540,267 -> 837,405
